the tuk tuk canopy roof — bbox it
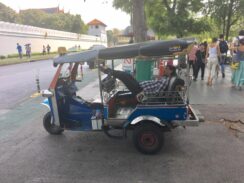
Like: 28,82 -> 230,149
53,38 -> 195,65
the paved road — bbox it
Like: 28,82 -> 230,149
0,60 -> 103,115
0,101 -> 243,183
0,60 -> 56,111
0,62 -> 244,183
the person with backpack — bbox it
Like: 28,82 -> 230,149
218,34 -> 229,78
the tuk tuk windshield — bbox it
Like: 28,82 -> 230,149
59,63 -> 72,79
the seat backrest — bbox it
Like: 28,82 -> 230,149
167,77 -> 176,91
168,77 -> 185,91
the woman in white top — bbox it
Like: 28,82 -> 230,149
206,37 -> 221,86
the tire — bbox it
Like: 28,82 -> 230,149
43,112 -> 64,135
133,123 -> 164,154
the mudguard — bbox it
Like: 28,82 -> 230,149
41,98 -> 50,110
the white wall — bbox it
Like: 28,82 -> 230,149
0,21 -> 107,56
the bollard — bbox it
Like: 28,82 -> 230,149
35,72 -> 41,93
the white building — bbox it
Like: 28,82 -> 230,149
87,19 -> 107,43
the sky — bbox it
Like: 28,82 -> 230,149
0,0 -> 130,30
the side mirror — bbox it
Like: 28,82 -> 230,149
41,90 -> 53,97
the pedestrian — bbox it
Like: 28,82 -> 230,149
231,38 -> 244,90
206,38 -> 221,86
218,34 -> 229,78
231,30 -> 244,88
187,42 -> 198,77
25,44 -> 31,58
47,44 -> 51,54
203,41 -> 208,52
231,30 -> 244,55
42,45 -> 46,55
16,43 -> 22,59
194,43 -> 206,81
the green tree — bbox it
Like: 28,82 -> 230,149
18,10 -> 87,34
113,0 -> 132,14
106,29 -> 120,46
71,15 -> 87,34
113,0 -> 147,42
0,2 -> 17,23
18,10 -> 47,27
132,0 -> 147,42
113,0 -> 211,39
204,0 -> 244,40
146,0 -> 210,38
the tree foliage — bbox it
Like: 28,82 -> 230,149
18,10 -> 87,34
113,0 -> 211,38
0,3 -> 17,23
113,0 -> 132,14
113,0 -> 147,42
107,28 -> 120,46
146,0 -> 210,38
0,3 -> 87,34
204,0 -> 244,40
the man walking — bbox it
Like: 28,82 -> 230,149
218,34 -> 229,78
16,43 -> 22,59
194,43 -> 206,80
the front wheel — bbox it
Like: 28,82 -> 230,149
133,123 -> 163,154
43,112 -> 64,135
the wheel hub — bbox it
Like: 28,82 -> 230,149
140,133 -> 157,146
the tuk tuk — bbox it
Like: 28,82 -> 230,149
41,39 -> 200,154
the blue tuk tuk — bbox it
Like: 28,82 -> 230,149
41,39 -> 200,154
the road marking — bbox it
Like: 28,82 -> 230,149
30,92 -> 41,98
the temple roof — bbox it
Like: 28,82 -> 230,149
20,7 -> 64,14
87,19 -> 107,27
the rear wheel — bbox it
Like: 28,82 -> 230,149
133,123 -> 163,154
43,112 -> 64,135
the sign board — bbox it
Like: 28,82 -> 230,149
122,58 -> 134,73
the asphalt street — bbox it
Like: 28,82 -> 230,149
0,61 -> 244,183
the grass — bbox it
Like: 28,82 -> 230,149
0,53 -> 58,66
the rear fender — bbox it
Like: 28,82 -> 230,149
128,115 -> 166,127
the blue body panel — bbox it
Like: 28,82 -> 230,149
60,97 -> 93,131
128,106 -> 187,122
